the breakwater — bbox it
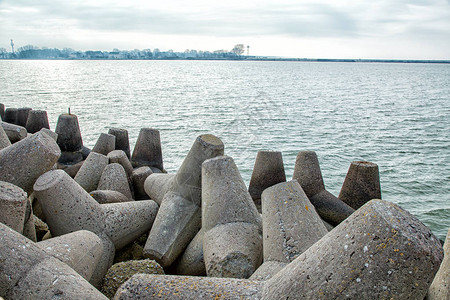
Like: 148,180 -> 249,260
0,105 -> 448,299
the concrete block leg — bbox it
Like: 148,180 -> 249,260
0,181 -> 28,233
25,110 -> 50,133
98,163 -> 133,199
0,131 -> 61,194
55,113 -> 83,152
0,126 -> 11,150
292,150 -> 354,225
143,173 -> 175,205
131,128 -> 164,170
16,107 -> 32,128
339,160 -> 382,210
173,228 -> 206,276
1,122 -> 27,143
263,199 -> 444,299
108,127 -> 131,159
132,166 -> 153,200
3,108 -> 18,124
74,151 -> 109,192
427,227 -> 450,300
92,132 -> 116,155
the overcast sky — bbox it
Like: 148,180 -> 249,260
0,0 -> 449,59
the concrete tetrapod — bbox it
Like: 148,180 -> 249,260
0,223 -> 108,299
132,166 -> 153,200
1,122 -> 27,143
108,150 -> 134,181
0,131 -> 61,194
173,228 -> 206,276
143,134 -> 224,267
0,126 -> 11,150
98,163 -> 133,200
114,200 -> 443,300
0,103 -> 4,120
143,173 -> 175,205
427,227 -> 449,300
292,151 -> 354,225
251,180 -> 328,281
92,132 -> 116,155
108,127 -> 131,159
25,110 -> 50,133
33,169 -> 159,287
16,107 -> 32,128
131,128 -> 164,171
339,160 -> 382,210
202,155 -> 263,279
248,150 -> 286,208
0,181 -> 27,233
3,108 -> 17,124
74,151 -> 109,192
55,113 -> 84,164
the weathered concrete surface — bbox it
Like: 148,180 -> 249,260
0,181 -> 27,233
16,107 -> 32,128
55,113 -> 83,152
0,131 -> 61,194
39,127 -> 58,141
261,180 -> 328,263
102,259 -> 164,298
0,223 -> 107,299
144,173 -> 175,205
22,198 -> 37,241
90,189 -> 131,204
248,150 -> 286,207
33,169 -> 159,287
131,128 -> 164,170
0,126 -> 11,150
292,150 -> 354,225
202,155 -> 262,279
74,151 -> 108,192
37,230 -> 104,281
339,161 -> 382,210
249,261 -> 287,281
98,163 -> 133,200
109,127 -> 131,159
173,228 -> 206,276
262,199 -> 444,300
92,132 -> 116,155
3,108 -> 17,124
0,103 -> 4,120
1,122 -> 27,143
427,227 -> 449,300
143,134 -> 224,267
25,110 -> 50,133
113,274 -> 263,300
108,150 -> 134,180
132,166 -> 152,200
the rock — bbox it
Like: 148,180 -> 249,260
102,259 -> 164,299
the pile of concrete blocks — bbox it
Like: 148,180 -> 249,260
0,105 -> 447,299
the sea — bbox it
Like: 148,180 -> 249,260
1,60 -> 449,240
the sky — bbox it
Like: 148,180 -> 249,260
0,0 -> 449,59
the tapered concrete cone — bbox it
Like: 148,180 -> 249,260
143,173 -> 175,205
25,110 -> 50,133
109,127 -> 131,158
1,122 -> 27,143
16,107 -> 32,127
248,150 -> 286,205
143,134 -> 224,267
202,155 -> 262,278
132,166 -> 153,200
74,151 -> 109,192
97,163 -> 133,200
131,128 -> 164,170
292,150 -> 354,225
3,108 -> 18,124
427,228 -> 450,300
0,181 -> 28,233
0,103 -> 4,120
0,126 -> 11,150
0,131 -> 61,194
55,113 -> 83,152
92,132 -> 116,155
339,160 -> 382,209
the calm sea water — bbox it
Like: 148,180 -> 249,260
1,60 -> 449,240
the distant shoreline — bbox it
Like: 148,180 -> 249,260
1,57 -> 449,64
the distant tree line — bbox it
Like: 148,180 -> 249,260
0,44 -> 249,60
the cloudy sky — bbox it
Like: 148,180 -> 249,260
0,0 -> 449,59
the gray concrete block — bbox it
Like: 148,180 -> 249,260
339,160 -> 382,210
108,127 -> 131,159
202,156 -> 262,279
0,103 -> 4,120
25,110 -> 50,133
108,150 -> 134,180
131,128 -> 164,170
427,227 -> 449,300
292,151 -> 354,225
132,166 -> 152,200
92,132 -> 116,155
16,107 -> 32,128
0,223 -> 107,299
0,181 -> 27,233
144,173 -> 175,205
248,150 -> 286,207
113,274 -> 263,300
1,121 -> 27,143
0,131 -> 61,194
249,261 -> 287,281
263,199 -> 444,300
173,228 -> 206,276
261,180 -> 328,263
55,113 -> 83,152
74,151 -> 109,192
39,127 -> 58,141
98,163 -> 133,200
90,189 -> 131,204
3,108 -> 17,124
0,126 -> 11,150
